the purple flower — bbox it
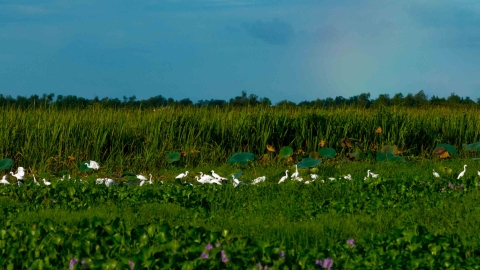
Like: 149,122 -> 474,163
216,242 -> 221,247
279,251 -> 285,259
53,199 -> 57,204
448,183 -> 455,189
128,260 -> 135,270
316,259 -> 323,265
347,238 -> 355,247
460,184 -> 465,188
69,258 -> 78,270
264,266 -> 269,270
221,250 -> 229,263
205,243 -> 213,250
322,258 -> 333,270
257,262 -> 263,269
441,187 -> 446,193
200,252 -> 209,259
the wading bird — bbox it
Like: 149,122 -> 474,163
175,171 -> 188,179
96,178 -> 105,184
136,174 -> 147,181
196,176 -> 211,184
10,167 -> 25,180
433,169 -> 440,178
291,165 -> 299,178
148,174 -> 153,185
457,164 -> 467,179
33,174 -> 40,186
310,174 -> 318,180
278,170 -> 289,184
42,178 -> 51,186
252,176 -> 266,185
343,174 -> 352,180
0,175 -> 10,184
211,170 -> 227,181
85,160 -> 100,170
105,178 -> 118,187
364,170 -> 378,180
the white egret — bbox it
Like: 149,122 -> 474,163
433,169 -> 440,178
293,176 -> 303,182
148,174 -> 153,185
196,176 -> 210,184
136,174 -> 147,181
10,167 -> 25,180
199,172 -> 215,182
305,180 -> 315,184
85,160 -> 100,170
0,175 -> 10,184
211,170 -> 227,180
291,165 -> 299,178
478,171 -> 480,177
310,174 -> 319,180
42,178 -> 51,186
232,175 -> 240,187
328,177 -> 336,181
209,178 -> 222,185
105,178 -> 118,187
96,178 -> 105,185
278,170 -> 289,184
457,164 -> 467,179
176,171 -> 188,179
366,170 -> 378,178
252,176 -> 266,185
33,174 -> 40,186
343,174 -> 352,180
139,179 -> 146,186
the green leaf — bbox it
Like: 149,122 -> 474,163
297,158 -> 322,168
166,152 -> 181,163
0,158 -> 14,170
319,147 -> 336,158
278,146 -> 293,158
436,143 -> 456,154
463,142 -> 480,152
233,171 -> 244,179
228,152 -> 255,165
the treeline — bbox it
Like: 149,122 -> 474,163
0,90 -> 478,109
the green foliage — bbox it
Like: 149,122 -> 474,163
297,158 -> 321,168
376,153 -> 406,163
319,148 -> 336,158
0,158 -> 13,170
463,142 -> 480,152
278,146 -> 293,158
228,152 -> 255,165
166,152 -> 181,163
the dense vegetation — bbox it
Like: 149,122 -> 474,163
2,103 -> 480,268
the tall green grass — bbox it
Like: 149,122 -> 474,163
1,105 -> 479,172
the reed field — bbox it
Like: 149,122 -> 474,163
2,105 -> 480,268
1,105 -> 480,173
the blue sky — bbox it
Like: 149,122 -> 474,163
1,0 -> 479,103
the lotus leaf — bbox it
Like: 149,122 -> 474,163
228,152 -> 255,165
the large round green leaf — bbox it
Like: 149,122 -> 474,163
297,158 -> 322,168
228,152 -> 255,165
278,146 -> 293,158
166,152 -> 181,163
79,161 -> 93,172
319,148 -> 336,159
436,143 -> 456,154
0,158 -> 14,170
463,142 -> 480,152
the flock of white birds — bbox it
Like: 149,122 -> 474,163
0,160 -> 477,187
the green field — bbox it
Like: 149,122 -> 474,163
1,106 -> 480,269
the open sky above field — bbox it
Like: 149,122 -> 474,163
1,0 -> 480,103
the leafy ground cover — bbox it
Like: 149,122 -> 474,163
2,159 -> 480,268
